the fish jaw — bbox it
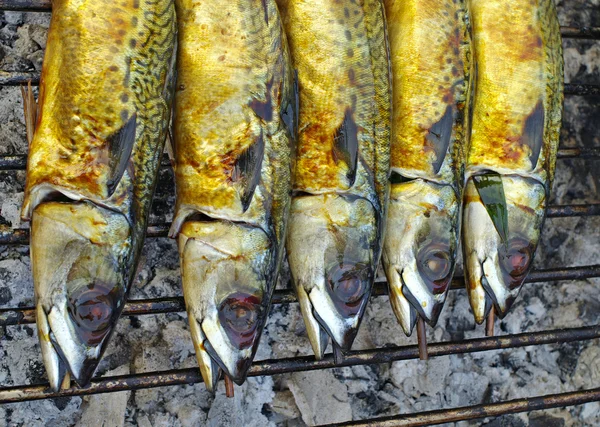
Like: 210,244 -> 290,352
383,179 -> 459,334
463,175 -> 546,323
287,194 -> 379,353
179,221 -> 274,386
31,201 -> 130,389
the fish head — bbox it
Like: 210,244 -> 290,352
383,179 -> 459,335
463,174 -> 545,323
286,193 -> 378,357
31,201 -> 130,390
179,220 -> 273,391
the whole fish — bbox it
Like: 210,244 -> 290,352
278,0 -> 392,357
21,0 -> 176,390
169,0 -> 295,391
382,0 -> 472,335
463,0 -> 563,323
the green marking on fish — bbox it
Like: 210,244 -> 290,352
473,172 -> 509,244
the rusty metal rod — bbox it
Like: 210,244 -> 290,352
2,204 -> 598,245
0,0 -> 51,11
565,84 -> 600,97
0,325 -> 598,404
0,153 -> 175,171
2,147 -> 598,172
1,265 -> 598,327
416,317 -> 428,360
333,387 -> 600,427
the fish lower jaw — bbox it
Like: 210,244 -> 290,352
37,304 -> 102,389
189,315 -> 254,388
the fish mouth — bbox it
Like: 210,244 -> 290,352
383,179 -> 459,334
31,201 -> 130,390
287,193 -> 379,356
463,175 -> 546,323
178,220 -> 274,390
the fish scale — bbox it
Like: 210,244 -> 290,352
21,0 -> 176,390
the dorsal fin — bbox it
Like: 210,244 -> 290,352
232,132 -> 265,212
332,108 -> 359,187
426,105 -> 454,175
107,113 -> 137,196
473,172 -> 509,244
521,101 -> 544,168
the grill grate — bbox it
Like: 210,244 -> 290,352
0,1 -> 599,425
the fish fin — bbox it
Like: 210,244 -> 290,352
20,80 -> 37,147
249,77 -> 274,122
521,101 -> 545,168
426,105 -> 454,175
281,69 -> 299,147
232,132 -> 265,212
473,173 -> 509,244
332,108 -> 359,187
107,113 -> 137,196
165,128 -> 176,168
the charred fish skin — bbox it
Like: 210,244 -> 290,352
279,0 -> 392,357
463,0 -> 563,324
382,0 -> 472,335
21,0 -> 176,390
171,0 -> 295,390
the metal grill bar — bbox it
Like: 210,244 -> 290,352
1,147 -> 598,172
335,388 -> 600,427
1,203 -> 597,245
0,325 -> 597,404
0,265 -> 597,327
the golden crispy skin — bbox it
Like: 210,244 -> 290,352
172,0 -> 295,240
467,0 -> 563,183
386,0 -> 470,183
278,0 -> 391,205
23,0 -> 176,222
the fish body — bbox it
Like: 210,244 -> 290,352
382,0 -> 472,335
279,0 -> 392,357
463,0 -> 563,323
170,0 -> 295,390
21,0 -> 176,389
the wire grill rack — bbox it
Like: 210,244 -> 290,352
0,1 -> 599,425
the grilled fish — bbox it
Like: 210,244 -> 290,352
278,0 -> 392,357
21,0 -> 176,390
463,0 -> 563,323
170,0 -> 295,391
382,0 -> 471,335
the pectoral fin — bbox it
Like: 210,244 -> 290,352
333,108 -> 359,187
426,105 -> 454,175
232,132 -> 265,212
107,113 -> 137,196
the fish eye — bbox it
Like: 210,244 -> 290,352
68,282 -> 120,345
218,292 -> 262,349
417,243 -> 453,294
500,238 -> 532,280
327,263 -> 371,317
